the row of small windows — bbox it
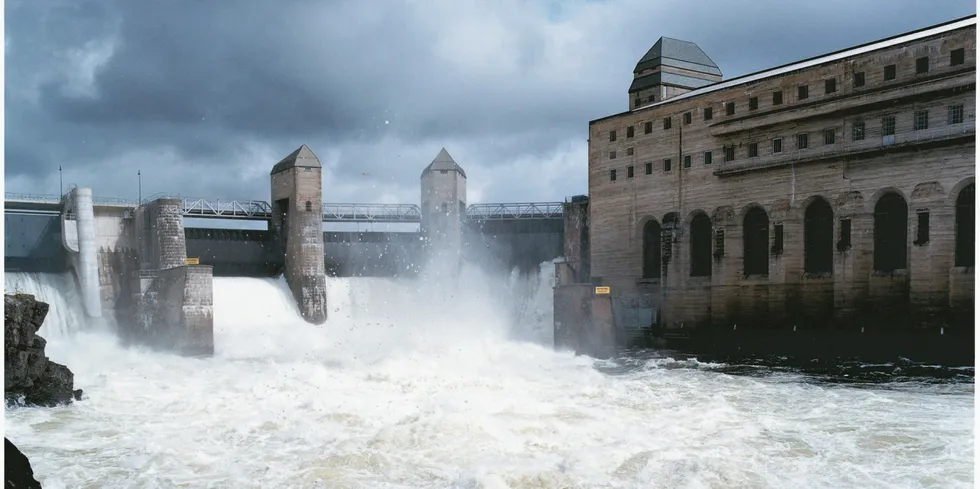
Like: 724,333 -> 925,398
623,47 -> 967,134
641,184 -> 975,280
607,104 -> 966,178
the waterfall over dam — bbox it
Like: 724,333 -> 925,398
3,265 -> 974,488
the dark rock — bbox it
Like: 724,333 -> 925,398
5,438 -> 42,489
4,294 -> 78,407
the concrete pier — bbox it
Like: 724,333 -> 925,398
270,144 -> 327,324
62,188 -> 102,318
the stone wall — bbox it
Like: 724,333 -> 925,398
138,265 -> 214,356
586,22 -> 976,335
562,199 -> 590,282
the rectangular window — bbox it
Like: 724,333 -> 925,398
626,147 -> 634,156
645,162 -> 653,175
609,150 -> 617,159
609,130 -> 616,142
838,218 -> 852,251
663,117 -> 672,130
852,121 -> 866,140
626,126 -> 634,138
951,48 -> 965,66
724,146 -> 735,162
884,64 -> 896,81
798,85 -> 809,100
823,128 -> 835,145
797,133 -> 809,149
683,155 -> 692,168
772,224 -> 784,254
948,104 -> 964,124
684,112 -> 692,124
772,90 -> 783,105
703,151 -> 712,165
647,95 -> 655,103
609,169 -> 617,181
853,72 -> 865,87
714,229 -> 725,258
704,107 -> 713,120
882,116 -> 896,136
748,142 -> 758,157
772,137 -> 782,153
627,165 -> 634,178
915,211 -> 930,245
644,121 -> 653,134
825,78 -> 836,94
663,158 -> 672,172
634,98 -> 642,108
914,110 -> 929,131
726,102 -> 735,115
915,56 -> 929,74
749,97 -> 758,110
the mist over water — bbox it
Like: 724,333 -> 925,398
4,264 -> 974,489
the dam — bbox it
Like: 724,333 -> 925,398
4,146 -> 567,355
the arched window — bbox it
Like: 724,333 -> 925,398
642,220 -> 662,279
873,192 -> 908,272
305,201 -> 313,212
690,213 -> 712,277
804,198 -> 834,274
743,207 -> 769,275
955,184 -> 974,267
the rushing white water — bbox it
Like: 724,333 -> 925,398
3,266 -> 974,489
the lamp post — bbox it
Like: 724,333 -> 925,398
59,165 -> 63,195
138,170 -> 142,203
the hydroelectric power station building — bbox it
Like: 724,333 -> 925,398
556,15 -> 976,361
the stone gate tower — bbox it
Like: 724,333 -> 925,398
270,144 -> 327,324
420,148 -> 467,253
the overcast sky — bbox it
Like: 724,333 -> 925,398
5,0 -> 975,206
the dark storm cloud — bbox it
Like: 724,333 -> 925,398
5,0 -> 975,203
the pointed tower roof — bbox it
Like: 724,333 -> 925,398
633,37 -> 721,76
421,147 -> 466,179
270,144 -> 321,175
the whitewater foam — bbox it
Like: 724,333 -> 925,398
3,266 -> 974,489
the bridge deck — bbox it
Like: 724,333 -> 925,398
5,193 -> 564,222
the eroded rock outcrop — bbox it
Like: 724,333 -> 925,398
4,438 -> 42,489
4,294 -> 82,407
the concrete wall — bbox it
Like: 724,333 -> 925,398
587,23 -> 976,335
421,169 -> 466,252
3,213 -> 67,273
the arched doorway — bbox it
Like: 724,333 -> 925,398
955,184 -> 975,267
642,220 -> 662,279
873,192 -> 908,272
804,198 -> 834,274
690,212 -> 712,277
743,207 -> 769,275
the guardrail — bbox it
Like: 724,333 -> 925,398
466,202 -> 564,220
322,203 -> 422,222
6,193 -> 566,221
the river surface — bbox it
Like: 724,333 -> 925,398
3,267 -> 974,489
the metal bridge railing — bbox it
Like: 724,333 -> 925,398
5,193 -> 566,221
322,203 -> 422,222
466,202 -> 564,220
182,198 -> 273,218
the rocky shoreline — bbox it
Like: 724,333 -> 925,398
5,293 -> 83,488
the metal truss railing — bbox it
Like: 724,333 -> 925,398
6,193 -> 565,222
322,203 -> 422,222
181,198 -> 274,218
466,202 -> 564,220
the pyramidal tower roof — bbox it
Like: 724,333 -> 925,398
270,144 -> 321,175
634,37 -> 721,76
421,147 -> 467,179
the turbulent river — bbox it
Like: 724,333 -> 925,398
3,265 -> 974,489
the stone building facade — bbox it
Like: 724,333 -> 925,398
586,16 -> 976,336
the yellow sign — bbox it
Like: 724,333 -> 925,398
185,257 -> 200,265
594,286 -> 611,295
